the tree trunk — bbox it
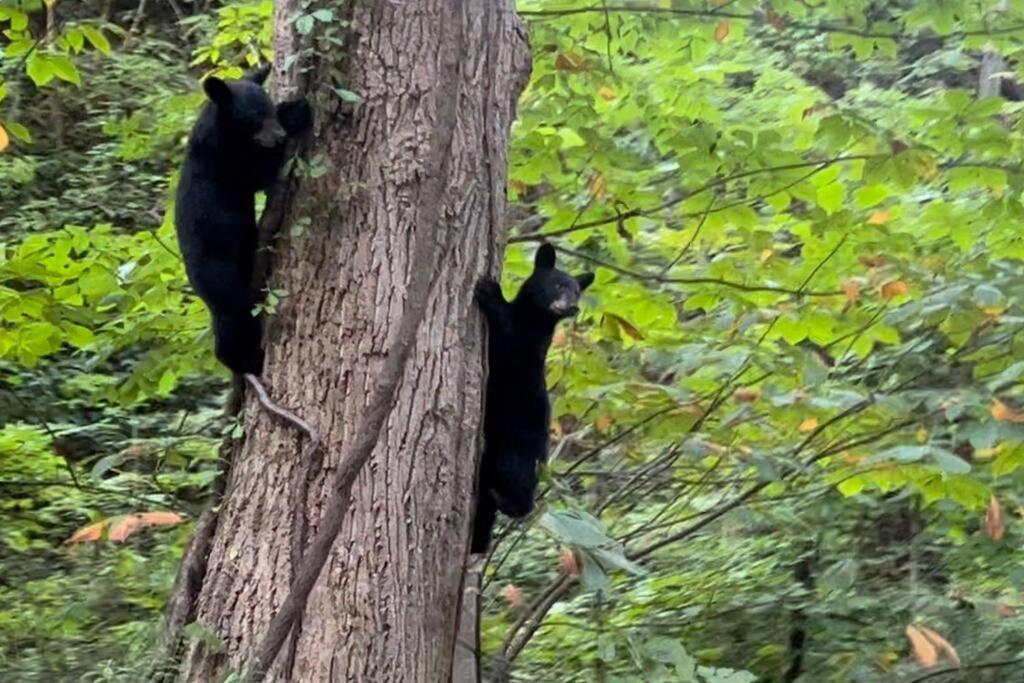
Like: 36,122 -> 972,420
163,2 -> 531,681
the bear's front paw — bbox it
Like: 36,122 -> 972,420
475,277 -> 502,305
277,99 -> 314,136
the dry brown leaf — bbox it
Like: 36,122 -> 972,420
554,51 -> 585,71
859,255 -> 887,268
917,626 -> 960,667
842,280 -> 861,304
996,603 -> 1019,618
767,11 -> 787,31
733,387 -> 762,404
108,511 -> 185,542
714,19 -> 730,42
502,583 -> 524,608
558,548 -> 581,576
605,313 -> 644,341
119,443 -> 150,459
674,403 -> 704,417
992,399 -> 1024,423
880,280 -> 909,300
66,520 -> 110,544
551,328 -> 568,348
595,415 -> 614,432
0,124 -> 9,153
905,625 -> 938,667
598,86 -> 616,102
798,417 -> 818,433
867,209 -> 891,225
67,511 -> 185,544
985,495 -> 1005,541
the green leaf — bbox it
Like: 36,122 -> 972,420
48,55 -> 81,85
64,324 -> 94,349
4,121 -> 32,143
333,88 -> 361,103
295,14 -> 315,35
540,509 -> 611,548
816,181 -> 845,214
25,53 -> 56,87
80,25 -> 112,56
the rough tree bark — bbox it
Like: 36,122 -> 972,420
161,2 -> 531,681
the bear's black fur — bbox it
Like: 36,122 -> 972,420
471,244 -> 595,553
175,65 -> 312,376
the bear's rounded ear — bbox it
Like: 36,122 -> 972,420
535,243 -> 556,270
203,77 -> 232,105
245,63 -> 272,85
576,272 -> 595,291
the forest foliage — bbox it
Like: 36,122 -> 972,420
3,1 -> 1024,681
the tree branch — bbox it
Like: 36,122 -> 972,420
518,5 -> 1024,40
554,244 -> 842,297
509,155 -> 880,244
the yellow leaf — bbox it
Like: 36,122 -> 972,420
588,173 -> 607,200
595,415 -> 614,432
992,399 -> 1024,423
986,495 -> 1005,541
798,417 -> 818,433
841,451 -> 864,464
905,625 -> 938,668
0,124 -> 8,153
880,280 -> 909,300
714,19 -> 730,42
598,86 -> 616,102
975,445 -> 1000,460
867,209 -> 891,225
760,248 -> 773,263
917,626 -> 960,667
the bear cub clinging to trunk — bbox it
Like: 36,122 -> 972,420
472,244 -> 595,553
175,64 -> 312,376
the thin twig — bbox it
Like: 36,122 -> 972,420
242,373 -> 319,445
555,244 -> 842,297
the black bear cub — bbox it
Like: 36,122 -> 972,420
471,243 -> 595,553
175,65 -> 312,376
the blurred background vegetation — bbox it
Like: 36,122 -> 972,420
3,1 -> 1024,681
